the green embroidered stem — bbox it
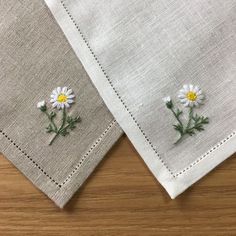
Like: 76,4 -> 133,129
174,107 -> 193,144
170,107 -> 184,129
186,107 -> 193,130
49,107 -> 66,145
171,107 -> 184,144
44,111 -> 57,132
60,107 -> 67,131
48,132 -> 59,146
174,135 -> 184,144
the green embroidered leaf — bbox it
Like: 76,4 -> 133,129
200,116 -> 209,124
67,116 -> 73,123
60,129 -> 69,136
176,108 -> 183,117
74,116 -> 81,122
173,124 -> 184,134
188,131 -> 195,136
46,124 -> 53,133
50,111 -> 56,119
69,124 -> 76,130
192,114 -> 199,122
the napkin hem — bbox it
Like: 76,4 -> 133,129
0,120 -> 122,207
45,0 -> 236,198
161,131 -> 236,198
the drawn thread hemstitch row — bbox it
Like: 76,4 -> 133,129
175,131 -> 236,177
0,130 -> 61,187
0,120 -> 117,187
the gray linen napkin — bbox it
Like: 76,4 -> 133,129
0,0 -> 122,207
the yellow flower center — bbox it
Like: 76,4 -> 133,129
57,94 -> 67,103
186,91 -> 197,101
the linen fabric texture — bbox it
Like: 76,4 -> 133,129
45,0 -> 236,198
0,0 -> 122,207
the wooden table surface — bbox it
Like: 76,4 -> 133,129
0,135 -> 235,235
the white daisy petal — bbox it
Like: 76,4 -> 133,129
52,89 -> 58,95
67,99 -> 74,104
66,89 -> 73,95
183,84 -> 189,92
189,84 -> 194,91
183,101 -> 190,107
198,99 -> 204,104
56,87 -> 61,94
193,86 -> 200,93
179,89 -> 185,95
65,103 -> 70,108
196,90 -> 202,95
198,94 -> 204,99
67,94 -> 75,99
52,102 -> 58,108
178,94 -> 186,99
180,98 -> 188,103
189,101 -> 195,107
62,87 -> 68,93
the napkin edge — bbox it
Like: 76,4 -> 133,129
0,120 -> 122,208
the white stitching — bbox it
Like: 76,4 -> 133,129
0,120 -> 117,187
175,131 -> 236,177
0,129 -> 61,187
61,120 -> 117,185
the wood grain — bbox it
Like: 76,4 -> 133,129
0,135 -> 235,235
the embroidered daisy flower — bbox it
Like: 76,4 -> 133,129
50,87 -> 75,109
178,84 -> 204,107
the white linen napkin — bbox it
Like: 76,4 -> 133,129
45,0 -> 236,198
0,0 -> 122,207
